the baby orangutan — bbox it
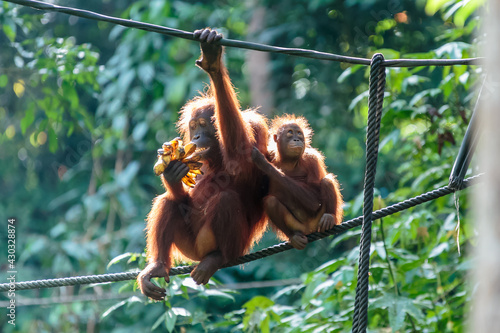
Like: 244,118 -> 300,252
251,115 -> 343,249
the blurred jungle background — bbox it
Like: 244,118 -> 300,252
0,0 -> 484,331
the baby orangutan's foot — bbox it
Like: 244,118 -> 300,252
318,213 -> 336,232
290,232 -> 308,250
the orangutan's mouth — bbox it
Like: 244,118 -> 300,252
193,147 -> 210,156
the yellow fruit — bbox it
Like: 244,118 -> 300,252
186,154 -> 201,163
186,162 -> 202,171
182,175 -> 196,187
188,168 -> 202,175
184,143 -> 196,156
153,158 -> 166,176
154,137 -> 204,187
162,154 -> 172,165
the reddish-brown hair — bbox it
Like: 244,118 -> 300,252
270,114 -> 313,146
176,92 -> 215,142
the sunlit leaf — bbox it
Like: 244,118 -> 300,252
165,308 -> 177,332
425,0 -> 452,16
338,65 -> 364,83
171,307 -> 191,317
48,126 -> 58,153
102,300 -> 127,319
371,294 -> 425,331
454,0 -> 485,28
373,48 -> 400,59
152,312 -> 167,331
260,314 -> 270,333
203,289 -> 236,301
429,242 -> 449,258
107,252 -> 135,269
20,105 -> 35,134
62,81 -> 79,110
243,296 -> 274,311
0,74 -> 8,87
2,19 -> 16,42
348,90 -> 369,111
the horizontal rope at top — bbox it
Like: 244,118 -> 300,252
5,0 -> 481,67
0,174 -> 482,292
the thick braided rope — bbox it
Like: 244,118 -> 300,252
0,174 -> 481,292
352,53 -> 386,333
4,0 -> 480,67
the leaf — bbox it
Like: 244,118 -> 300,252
107,252 -> 134,269
132,121 -> 148,141
109,25 -> 126,41
379,129 -> 400,151
454,0 -> 485,28
118,69 -> 135,93
167,76 -> 188,106
181,278 -> 205,291
371,294 -> 425,331
411,165 -> 445,191
115,161 -> 140,188
271,284 -> 304,301
315,258 -> 346,274
374,48 -> 400,59
20,105 -> 35,134
137,62 -> 155,85
152,312 -> 166,331
2,19 -> 16,42
48,126 -> 58,153
171,307 -> 191,317
102,299 -> 127,319
165,308 -> 177,333
444,2 -> 463,21
0,74 -> 8,88
338,65 -> 363,83
52,253 -> 72,273
402,75 -> 430,92
425,0 -> 451,16
243,296 -> 274,311
312,279 -> 334,295
203,289 -> 236,301
62,240 -> 90,260
374,241 -> 387,260
348,90 -> 369,111
304,306 -> 325,320
62,81 -> 79,110
434,42 -> 472,59
260,313 -> 271,333
429,242 -> 449,258
408,89 -> 440,107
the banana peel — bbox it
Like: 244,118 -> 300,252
153,137 -> 203,187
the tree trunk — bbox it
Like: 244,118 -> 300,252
472,3 -> 500,332
246,6 -> 274,116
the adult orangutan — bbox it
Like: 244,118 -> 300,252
138,29 -> 269,300
251,114 -> 343,250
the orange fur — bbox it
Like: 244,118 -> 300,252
270,114 -> 313,146
257,116 -> 343,247
143,49 -> 269,276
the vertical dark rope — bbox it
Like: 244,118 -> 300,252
448,76 -> 485,190
351,53 -> 386,333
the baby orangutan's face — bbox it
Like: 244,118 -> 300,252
275,123 -> 305,160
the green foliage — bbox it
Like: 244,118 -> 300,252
0,0 -> 482,332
